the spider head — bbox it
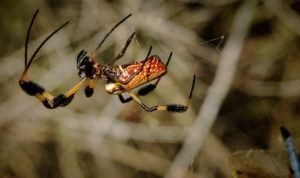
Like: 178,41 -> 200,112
77,50 -> 95,78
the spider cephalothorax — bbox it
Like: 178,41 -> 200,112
19,9 -> 195,112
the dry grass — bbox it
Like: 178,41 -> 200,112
0,0 -> 300,178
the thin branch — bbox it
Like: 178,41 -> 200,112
263,0 -> 300,36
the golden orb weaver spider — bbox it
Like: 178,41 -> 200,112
19,9 -> 195,112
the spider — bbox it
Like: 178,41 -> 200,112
19,9 -> 196,112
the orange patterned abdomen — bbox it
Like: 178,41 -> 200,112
120,55 -> 167,91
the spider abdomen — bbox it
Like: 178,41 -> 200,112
120,55 -> 167,91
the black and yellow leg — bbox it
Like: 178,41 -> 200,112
84,78 -> 98,97
19,77 -> 86,109
19,51 -> 84,109
119,75 -> 196,112
20,9 -> 82,109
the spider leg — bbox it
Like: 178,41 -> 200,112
19,76 -> 86,109
119,75 -> 196,112
108,32 -> 135,65
90,14 -> 132,61
118,94 -> 133,103
84,78 -> 98,97
20,9 -> 83,109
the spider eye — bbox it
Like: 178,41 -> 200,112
77,50 -> 88,69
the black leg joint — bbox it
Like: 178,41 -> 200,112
146,106 -> 158,112
42,100 -> 53,109
118,94 -> 132,103
53,94 -> 75,108
138,84 -> 156,96
42,94 -> 75,109
167,104 -> 188,113
85,86 -> 94,97
19,80 -> 45,96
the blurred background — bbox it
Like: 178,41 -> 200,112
0,0 -> 300,177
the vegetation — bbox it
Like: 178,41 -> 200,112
0,0 -> 300,177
